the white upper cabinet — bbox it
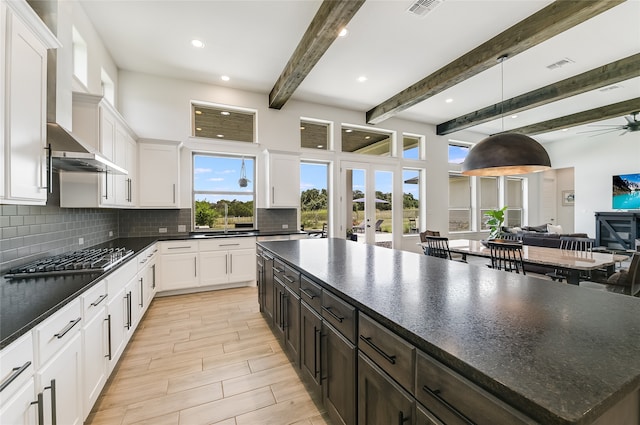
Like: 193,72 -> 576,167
1,1 -> 59,205
265,151 -> 300,208
138,141 -> 180,208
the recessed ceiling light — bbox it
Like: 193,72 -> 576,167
221,75 -> 230,81
338,28 -> 348,37
345,129 -> 353,133
365,136 -> 371,140
445,98 -> 453,103
562,129 -> 569,132
357,76 -> 367,83
195,110 -> 202,115
195,127 -> 202,131
511,114 -> 518,119
300,126 -> 305,130
317,145 -> 324,148
217,134 -> 224,138
220,111 -> 230,116
191,39 -> 205,48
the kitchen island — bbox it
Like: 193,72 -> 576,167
258,238 -> 640,425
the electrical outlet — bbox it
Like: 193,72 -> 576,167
282,224 -> 289,229
159,228 -> 167,233
78,237 -> 84,245
178,225 -> 186,232
108,231 -> 113,237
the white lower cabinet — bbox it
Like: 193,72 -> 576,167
159,238 -> 256,293
0,378 -> 37,425
0,333 -> 36,425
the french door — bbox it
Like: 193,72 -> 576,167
341,161 -> 394,247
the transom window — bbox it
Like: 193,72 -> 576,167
193,154 -> 255,231
301,119 -> 330,150
192,103 -> 256,142
341,125 -> 392,156
403,134 -> 422,159
448,142 -> 470,164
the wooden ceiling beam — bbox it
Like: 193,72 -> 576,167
437,53 -> 640,135
269,0 -> 365,110
365,0 -> 624,125
501,97 -> 640,136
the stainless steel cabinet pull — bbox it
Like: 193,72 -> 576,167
90,294 -> 108,307
104,170 -> 109,200
152,264 -> 156,289
314,327 -> 320,378
44,379 -> 57,425
168,246 -> 192,250
31,392 -> 44,425
54,318 -> 81,339
42,144 -> 52,193
0,361 -> 31,392
220,243 -> 240,247
139,278 -> 144,308
173,184 -> 176,204
230,254 -> 233,274
398,411 -> 409,425
359,335 -> 396,364
283,274 -> 295,283
300,288 -> 316,299
105,315 -> 112,360
421,385 -> 473,425
125,292 -> 132,329
194,257 -> 197,277
322,306 -> 344,323
272,266 -> 284,273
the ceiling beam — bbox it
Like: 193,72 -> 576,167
501,97 -> 640,136
436,53 -> 640,135
269,0 -> 365,110
365,0 -> 624,125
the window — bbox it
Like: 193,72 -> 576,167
403,169 -> 421,235
449,174 -> 471,232
506,177 -> 524,227
403,134 -> 421,159
300,162 -> 329,234
479,177 -> 499,230
448,143 -> 470,164
192,103 -> 256,142
193,154 -> 255,231
101,69 -> 115,106
341,125 -> 392,156
72,27 -> 88,87
301,119 -> 330,150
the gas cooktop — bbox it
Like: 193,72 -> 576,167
5,247 -> 134,279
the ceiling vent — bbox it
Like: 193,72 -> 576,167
546,57 -> 575,70
407,0 -> 444,17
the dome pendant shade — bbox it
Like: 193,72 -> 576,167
461,133 -> 551,176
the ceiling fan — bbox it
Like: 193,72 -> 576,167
580,112 -> 640,136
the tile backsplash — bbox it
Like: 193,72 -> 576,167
256,208 -> 297,232
119,209 -> 191,237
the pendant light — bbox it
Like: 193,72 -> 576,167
238,157 -> 250,187
462,55 -> 551,176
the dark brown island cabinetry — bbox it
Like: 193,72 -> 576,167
257,239 -> 640,425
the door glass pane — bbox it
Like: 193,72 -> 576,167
300,162 -> 329,234
348,168 -> 366,239
374,171 -> 392,248
449,174 -> 471,232
403,170 -> 420,235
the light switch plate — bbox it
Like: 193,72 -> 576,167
159,228 -> 168,233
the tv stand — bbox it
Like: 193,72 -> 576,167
595,211 -> 640,250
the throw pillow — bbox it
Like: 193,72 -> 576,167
607,270 -> 629,286
547,224 -> 563,234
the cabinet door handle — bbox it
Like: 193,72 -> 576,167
125,292 -> 132,329
0,361 -> 31,392
104,170 -> 109,200
54,317 -> 81,339
220,243 -> 240,247
359,335 -> 396,365
322,306 -> 344,323
42,144 -> 52,193
194,257 -> 197,277
139,278 -> 144,308
152,264 -> 156,289
314,327 -> 320,379
173,184 -> 176,204
421,385 -> 473,425
283,275 -> 295,283
398,411 -> 409,425
31,392 -> 44,425
90,293 -> 108,307
168,246 -> 192,250
44,379 -> 57,425
272,266 -> 284,274
230,254 -> 233,274
300,288 -> 316,299
105,315 -> 112,360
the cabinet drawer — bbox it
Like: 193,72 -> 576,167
35,299 -> 82,367
199,237 -> 255,251
81,280 -> 108,323
281,265 -> 300,293
358,313 -> 415,393
0,333 -> 34,404
321,291 -> 356,344
138,244 -> 158,270
416,351 -> 534,425
160,240 -> 198,254
300,275 -> 322,313
107,257 -> 137,294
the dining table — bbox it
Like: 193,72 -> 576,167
440,239 -> 629,285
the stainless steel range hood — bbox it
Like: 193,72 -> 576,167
48,123 -> 127,174
29,0 -> 127,175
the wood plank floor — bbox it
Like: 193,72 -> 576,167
86,286 -> 332,425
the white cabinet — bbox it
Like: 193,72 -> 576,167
138,244 -> 158,308
80,280 -> 108,420
159,241 -> 199,291
105,259 -> 137,372
0,378 -> 37,425
34,300 -> 82,425
60,94 -> 137,208
138,141 -> 180,208
0,333 -> 36,425
1,1 -> 59,205
265,152 -> 300,208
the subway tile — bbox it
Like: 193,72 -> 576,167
3,227 -> 17,239
2,205 -> 17,216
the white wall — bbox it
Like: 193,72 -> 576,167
545,131 -> 640,237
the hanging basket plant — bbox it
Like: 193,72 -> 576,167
238,158 -> 250,188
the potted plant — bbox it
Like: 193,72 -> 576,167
484,206 -> 508,240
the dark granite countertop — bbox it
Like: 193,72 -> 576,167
258,238 -> 640,425
0,230 -> 301,349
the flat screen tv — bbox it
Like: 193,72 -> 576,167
612,173 -> 640,209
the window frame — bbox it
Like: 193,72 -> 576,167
448,173 -> 472,233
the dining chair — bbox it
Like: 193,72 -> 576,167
488,241 -> 526,274
579,253 -> 640,296
423,236 -> 466,263
408,218 -> 418,234
419,230 -> 441,242
546,237 -> 595,282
